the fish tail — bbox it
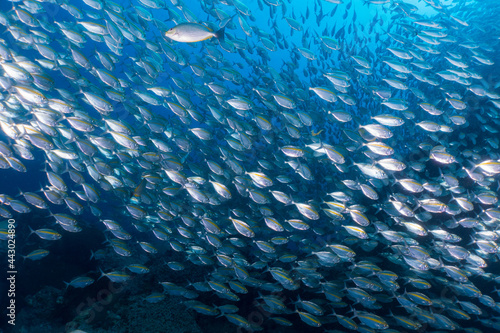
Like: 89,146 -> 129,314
28,226 -> 35,238
214,27 -> 225,43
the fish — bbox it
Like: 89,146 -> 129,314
164,15 -> 234,43
3,0 -> 500,332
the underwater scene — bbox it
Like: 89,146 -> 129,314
2,0 -> 500,332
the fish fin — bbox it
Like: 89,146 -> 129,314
97,267 -> 106,280
181,151 -> 190,164
214,26 -> 225,43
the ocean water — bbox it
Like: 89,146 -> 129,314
1,0 -> 500,332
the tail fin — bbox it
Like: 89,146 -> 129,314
214,27 -> 225,43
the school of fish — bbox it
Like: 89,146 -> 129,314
2,0 -> 500,331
